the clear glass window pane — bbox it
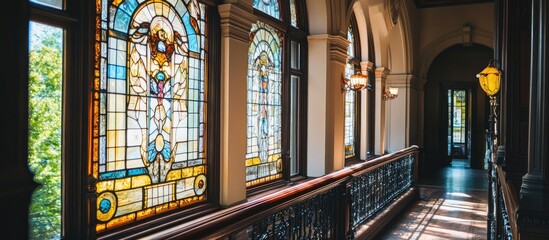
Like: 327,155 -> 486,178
28,21 -> 64,240
30,0 -> 63,10
291,41 -> 300,70
290,75 -> 299,175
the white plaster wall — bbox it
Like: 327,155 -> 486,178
306,36 -> 329,176
386,74 -> 411,152
306,0 -> 328,34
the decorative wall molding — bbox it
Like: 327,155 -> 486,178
218,3 -> 256,43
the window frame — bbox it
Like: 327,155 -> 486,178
246,0 -> 308,194
29,1 -> 87,238
366,15 -> 376,158
344,15 -> 362,162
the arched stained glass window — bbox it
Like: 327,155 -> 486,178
92,0 -> 208,232
253,0 -> 280,19
246,22 -> 283,187
345,23 -> 359,159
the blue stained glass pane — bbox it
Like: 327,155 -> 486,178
108,64 -> 126,79
118,0 -> 138,16
107,64 -> 116,79
128,168 -> 147,176
114,11 -> 131,33
99,170 -> 127,180
116,65 -> 126,79
183,13 -> 199,52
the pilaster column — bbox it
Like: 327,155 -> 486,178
374,67 -> 390,155
360,61 -> 374,160
519,0 -> 549,237
307,34 -> 348,176
218,2 -> 255,206
386,73 -> 413,152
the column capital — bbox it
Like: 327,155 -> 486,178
307,34 -> 349,66
218,3 -> 256,43
328,35 -> 349,65
375,67 -> 390,80
360,61 -> 374,73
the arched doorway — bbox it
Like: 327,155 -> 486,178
423,44 -> 493,172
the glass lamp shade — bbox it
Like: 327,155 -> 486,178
388,87 -> 398,95
349,72 -> 367,91
476,65 -> 501,96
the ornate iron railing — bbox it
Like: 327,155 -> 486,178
141,146 -> 419,240
487,131 -> 517,240
348,155 -> 414,238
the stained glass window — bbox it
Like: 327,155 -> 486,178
448,89 -> 468,157
345,25 -> 356,158
290,0 -> 297,27
93,0 -> 208,232
253,0 -> 280,19
246,22 -> 283,187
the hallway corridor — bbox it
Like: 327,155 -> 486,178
379,159 -> 489,239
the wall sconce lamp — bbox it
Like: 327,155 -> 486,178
476,59 -> 502,98
383,87 -> 399,101
341,71 -> 368,92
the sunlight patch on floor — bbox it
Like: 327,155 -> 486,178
379,187 -> 487,240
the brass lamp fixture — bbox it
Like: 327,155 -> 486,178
476,59 -> 502,98
341,71 -> 368,92
383,86 -> 399,100
476,59 -> 502,142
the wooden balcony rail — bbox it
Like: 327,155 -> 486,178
136,146 -> 419,240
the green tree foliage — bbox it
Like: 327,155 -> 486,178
28,22 -> 63,240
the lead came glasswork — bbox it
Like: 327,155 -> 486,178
246,22 -> 283,187
345,25 -> 356,158
93,0 -> 208,232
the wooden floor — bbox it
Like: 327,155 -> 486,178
378,159 -> 489,240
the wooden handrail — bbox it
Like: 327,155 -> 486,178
496,166 -> 519,239
132,145 -> 419,240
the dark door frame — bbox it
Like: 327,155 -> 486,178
440,82 -> 478,168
